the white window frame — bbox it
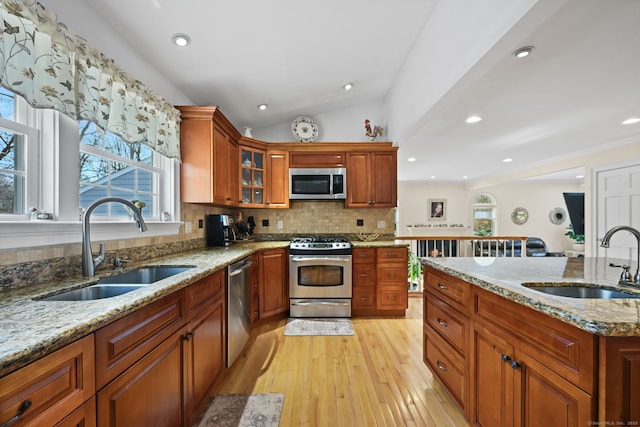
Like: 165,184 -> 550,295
0,100 -> 181,250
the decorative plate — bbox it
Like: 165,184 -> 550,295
548,207 -> 567,225
291,117 -> 319,142
511,207 -> 529,225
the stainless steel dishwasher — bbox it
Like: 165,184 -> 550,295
227,257 -> 253,368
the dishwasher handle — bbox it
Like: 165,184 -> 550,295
229,260 -> 254,277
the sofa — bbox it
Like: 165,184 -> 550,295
473,237 -> 564,257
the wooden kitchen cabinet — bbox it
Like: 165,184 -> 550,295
239,145 -> 265,207
265,150 -> 289,208
289,151 -> 345,168
0,335 -> 95,427
346,151 -> 397,208
178,105 -> 240,206
249,253 -> 260,325
352,248 -> 377,313
598,337 -> 640,424
376,247 -> 408,311
259,248 -> 288,318
55,396 -> 96,427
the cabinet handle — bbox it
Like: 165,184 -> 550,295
501,354 -> 511,363
1,400 -> 32,427
437,283 -> 448,290
182,331 -> 194,342
359,296 -> 369,300
388,295 -> 397,300
437,318 -> 448,327
359,273 -> 369,277
436,360 -> 448,372
510,360 -> 521,370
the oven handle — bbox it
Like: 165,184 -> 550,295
291,300 -> 350,306
291,256 -> 351,263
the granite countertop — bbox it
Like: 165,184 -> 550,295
0,241 -> 289,378
421,256 -> 640,337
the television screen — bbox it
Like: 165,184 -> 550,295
563,192 -> 585,236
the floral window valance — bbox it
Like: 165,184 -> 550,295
0,0 -> 181,159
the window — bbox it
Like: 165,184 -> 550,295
79,120 -> 161,219
472,193 -> 497,236
0,87 -> 38,218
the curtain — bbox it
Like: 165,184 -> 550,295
0,0 -> 181,159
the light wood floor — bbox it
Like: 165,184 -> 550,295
213,296 -> 468,426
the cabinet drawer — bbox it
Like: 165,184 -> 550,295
185,270 -> 225,317
377,265 -> 406,285
376,247 -> 408,263
474,287 -> 596,394
424,324 -> 467,413
353,248 -> 376,264
353,264 -> 376,286
0,335 -> 95,427
353,287 -> 376,308
425,297 -> 468,356
425,267 -> 470,314
95,292 -> 185,389
377,287 -> 408,310
55,396 -> 96,427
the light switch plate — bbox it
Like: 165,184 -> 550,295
377,220 -> 386,229
184,221 -> 192,233
277,220 -> 283,229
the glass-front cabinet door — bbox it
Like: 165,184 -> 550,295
240,147 -> 266,207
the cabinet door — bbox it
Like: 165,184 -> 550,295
266,151 -> 289,208
515,350 -> 594,427
471,324 -> 515,427
250,254 -> 260,325
259,248 -> 288,318
599,336 -> 640,424
213,126 -> 238,206
179,118 -> 213,203
371,151 -> 397,207
240,146 -> 266,207
184,297 -> 225,427
346,152 -> 372,207
97,329 -> 184,427
55,396 -> 96,427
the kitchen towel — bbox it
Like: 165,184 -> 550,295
196,393 -> 283,427
284,318 -> 355,336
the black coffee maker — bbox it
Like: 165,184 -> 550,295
206,214 -> 236,246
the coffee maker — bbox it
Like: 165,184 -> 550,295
206,214 -> 236,246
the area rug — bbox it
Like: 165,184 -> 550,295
284,318 -> 355,336
196,393 -> 283,427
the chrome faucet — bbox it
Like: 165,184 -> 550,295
600,225 -> 640,285
82,197 -> 148,277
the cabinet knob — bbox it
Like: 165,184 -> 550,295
510,360 -> 521,370
436,360 -> 448,372
1,399 -> 32,427
182,331 -> 194,342
501,354 -> 511,363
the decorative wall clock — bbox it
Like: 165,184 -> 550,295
548,207 -> 567,225
291,117 -> 319,142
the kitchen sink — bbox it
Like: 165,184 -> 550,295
97,265 -> 195,285
522,282 -> 640,299
39,284 -> 147,301
37,265 -> 195,301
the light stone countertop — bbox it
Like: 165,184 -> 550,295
421,256 -> 640,337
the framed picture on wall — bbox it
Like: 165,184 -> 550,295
429,199 -> 446,221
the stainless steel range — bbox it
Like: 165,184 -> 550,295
289,237 -> 353,318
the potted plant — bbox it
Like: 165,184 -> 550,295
565,225 -> 585,251
408,250 -> 423,292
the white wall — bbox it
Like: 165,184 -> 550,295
398,180 -> 583,252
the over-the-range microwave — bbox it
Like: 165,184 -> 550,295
289,168 -> 346,200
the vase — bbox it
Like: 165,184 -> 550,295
572,242 -> 584,251
243,127 -> 253,138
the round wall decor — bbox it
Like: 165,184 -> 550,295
548,207 -> 567,225
511,207 -> 529,225
291,116 -> 319,142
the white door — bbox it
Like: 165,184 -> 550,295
595,162 -> 640,260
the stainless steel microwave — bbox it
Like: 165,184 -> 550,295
289,168 -> 346,200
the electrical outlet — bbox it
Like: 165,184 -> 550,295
198,219 -> 203,229
377,220 -> 386,229
262,219 -> 269,227
357,219 -> 364,226
184,221 -> 192,233
277,220 -> 283,229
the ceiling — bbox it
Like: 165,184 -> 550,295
39,0 -> 640,183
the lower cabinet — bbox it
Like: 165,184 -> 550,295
56,396 -> 96,427
259,248 -> 288,318
95,269 -> 226,427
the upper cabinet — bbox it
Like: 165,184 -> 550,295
240,146 -> 266,207
289,151 -> 345,168
266,150 -> 289,208
177,106 -> 240,206
346,151 -> 397,208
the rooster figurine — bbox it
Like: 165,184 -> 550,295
364,119 -> 384,141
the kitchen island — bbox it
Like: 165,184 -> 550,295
421,256 -> 640,426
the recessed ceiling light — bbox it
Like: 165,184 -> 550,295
171,33 -> 191,47
466,115 -> 482,124
430,175 -> 436,179
462,175 -> 468,179
407,157 -> 416,162
502,158 -> 513,163
343,83 -> 353,91
513,46 -> 534,58
622,117 -> 640,125
576,175 -> 584,179
257,104 -> 268,111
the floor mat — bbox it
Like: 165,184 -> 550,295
196,393 -> 284,427
284,318 -> 355,336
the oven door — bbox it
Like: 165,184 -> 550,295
289,255 -> 352,298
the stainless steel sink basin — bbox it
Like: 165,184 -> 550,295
39,284 -> 146,301
37,265 -> 195,301
97,265 -> 195,285
522,282 -> 640,299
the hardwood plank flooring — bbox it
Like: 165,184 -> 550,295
213,296 -> 468,426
